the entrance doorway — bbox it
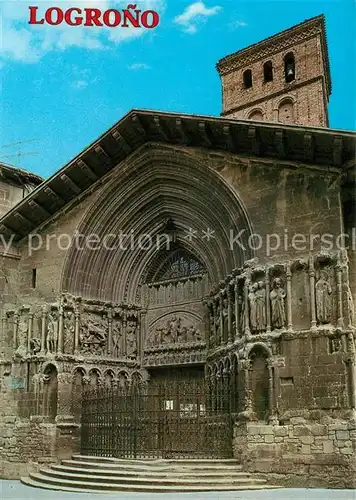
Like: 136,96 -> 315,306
81,366 -> 232,459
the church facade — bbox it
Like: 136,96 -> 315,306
0,15 -> 355,488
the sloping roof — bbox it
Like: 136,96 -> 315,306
0,161 -> 44,186
0,109 -> 354,242
217,14 -> 332,95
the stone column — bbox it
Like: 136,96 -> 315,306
57,301 -> 64,354
136,312 -> 141,360
267,359 -> 278,424
27,312 -> 33,354
56,372 -> 75,424
309,256 -> 317,330
244,279 -> 251,336
212,297 -> 219,346
239,359 -> 253,419
234,282 -> 240,340
336,254 -> 344,329
286,263 -> 293,331
12,311 -> 18,351
40,306 -> 47,354
219,292 -> 224,345
222,367 -> 230,412
265,270 -> 271,334
74,306 -> 80,354
122,310 -> 127,357
107,308 -> 113,356
341,250 -> 354,329
227,285 -> 233,343
203,301 -> 211,350
346,334 -> 356,414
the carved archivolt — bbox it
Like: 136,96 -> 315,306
60,146 -> 254,303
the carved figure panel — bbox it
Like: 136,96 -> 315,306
147,312 -> 203,347
63,309 -> 75,354
15,308 -> 30,357
80,312 -> 108,356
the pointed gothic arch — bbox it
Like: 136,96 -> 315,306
61,146 -> 254,302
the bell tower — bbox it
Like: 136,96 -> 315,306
216,15 -> 331,127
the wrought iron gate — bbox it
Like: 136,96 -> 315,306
81,381 -> 233,459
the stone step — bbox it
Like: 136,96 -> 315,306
62,458 -> 243,472
22,474 -> 280,493
72,454 -> 239,466
52,463 -> 250,479
37,467 -> 265,487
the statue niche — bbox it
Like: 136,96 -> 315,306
46,310 -> 59,354
148,313 -> 203,347
270,278 -> 286,329
249,282 -> 266,333
63,309 -> 75,354
315,270 -> 332,324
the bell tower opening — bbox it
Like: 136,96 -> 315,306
217,14 -> 331,127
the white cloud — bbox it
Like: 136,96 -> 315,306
128,62 -> 151,70
0,0 -> 165,64
174,1 -> 222,34
229,19 -> 248,30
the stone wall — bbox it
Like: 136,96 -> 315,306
0,380 -> 80,479
233,418 -> 356,488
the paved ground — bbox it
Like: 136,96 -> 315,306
1,481 -> 355,500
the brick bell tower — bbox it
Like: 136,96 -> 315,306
216,15 -> 331,127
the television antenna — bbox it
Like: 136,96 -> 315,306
0,139 -> 39,167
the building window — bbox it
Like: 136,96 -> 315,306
284,52 -> 295,83
32,268 -> 37,288
248,110 -> 263,121
263,61 -> 273,82
243,69 -> 252,89
278,99 -> 294,124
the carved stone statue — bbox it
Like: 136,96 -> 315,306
222,298 -> 229,340
46,312 -> 58,354
63,310 -> 75,354
255,281 -> 266,332
167,316 -> 180,342
316,271 -> 332,324
270,278 -> 286,329
248,283 -> 258,332
126,320 -> 137,358
239,295 -> 245,333
215,301 -> 221,342
112,321 -> 122,357
15,313 -> 29,356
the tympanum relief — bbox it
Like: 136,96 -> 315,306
147,313 -> 203,347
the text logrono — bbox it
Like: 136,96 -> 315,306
28,4 -> 160,28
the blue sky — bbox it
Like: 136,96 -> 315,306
0,0 -> 355,178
